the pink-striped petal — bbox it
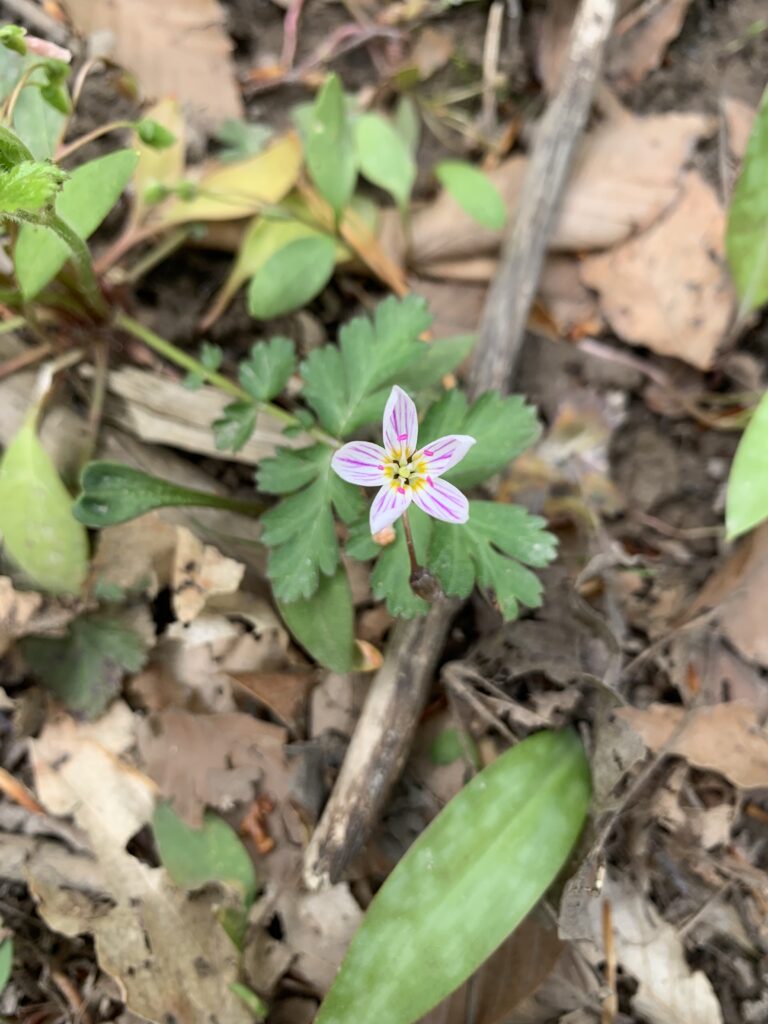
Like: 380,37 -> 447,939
382,385 -> 419,457
370,482 -> 413,534
415,434 -> 475,478
412,477 -> 469,524
331,442 -> 388,486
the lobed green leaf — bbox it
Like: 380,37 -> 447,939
238,335 -> 296,401
0,159 -> 67,214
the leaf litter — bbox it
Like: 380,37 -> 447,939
3,1 -> 768,1022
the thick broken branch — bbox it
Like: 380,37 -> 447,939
302,0 -> 619,891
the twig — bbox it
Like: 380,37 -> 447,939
470,0 -> 618,396
303,606 -> 457,890
302,0 -> 619,892
601,899 -> 618,1024
480,2 -> 505,138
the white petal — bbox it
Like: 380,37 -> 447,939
412,477 -> 469,524
382,385 -> 418,457
331,442 -> 388,486
369,482 -> 413,534
415,434 -> 475,478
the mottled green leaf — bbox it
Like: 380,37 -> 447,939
726,390 -> 768,538
316,729 -> 591,1024
213,402 -> 258,453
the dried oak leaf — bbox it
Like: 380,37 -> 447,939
137,708 -> 289,826
410,109 -> 710,267
172,526 -> 244,624
617,701 -> 768,789
28,703 -> 251,1024
580,171 -> 734,370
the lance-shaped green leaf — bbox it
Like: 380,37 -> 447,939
248,234 -> 337,320
726,86 -> 768,314
316,729 -> 591,1024
303,72 -> 357,216
0,413 -> 88,594
74,461 -> 261,527
726,390 -> 768,539
277,564 -> 355,672
354,112 -> 415,208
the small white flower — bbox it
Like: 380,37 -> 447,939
331,385 -> 476,535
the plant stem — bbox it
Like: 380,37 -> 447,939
45,212 -> 108,317
114,311 -> 338,447
401,510 -> 419,576
2,63 -> 42,123
56,119 -> 134,162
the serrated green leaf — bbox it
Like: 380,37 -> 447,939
436,160 -> 506,230
427,502 -> 556,621
0,159 -> 67,213
277,564 -> 355,671
239,336 -> 296,401
0,936 -> 12,994
248,235 -> 336,320
153,802 -> 257,903
395,334 -> 475,390
0,123 -> 33,168
301,295 -> 432,437
0,414 -> 88,594
726,390 -> 768,538
15,149 -> 139,298
371,508 -> 431,617
257,443 -> 331,494
74,461 -> 247,527
354,112 -> 415,207
726,86 -> 768,313
316,729 -> 591,1024
22,612 -> 148,717
303,73 -> 357,216
421,391 -> 540,489
213,401 -> 258,453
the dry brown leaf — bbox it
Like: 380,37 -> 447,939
137,708 -> 289,826
172,526 -> 244,623
275,884 -> 363,993
89,513 -> 177,600
65,0 -> 243,126
230,669 -> 316,731
608,0 -> 693,91
28,704 -> 250,1024
580,171 -> 734,370
617,701 -> 768,789
410,108 -> 710,267
409,26 -> 455,80
410,277 -> 487,338
689,523 -> 768,667
0,576 -> 78,656
599,875 -> 723,1024
530,0 -> 578,95
724,96 -> 756,164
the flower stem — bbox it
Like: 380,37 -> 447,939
114,311 -> 338,447
56,120 -> 134,162
45,212 -> 108,318
402,509 -> 444,603
401,510 -> 419,576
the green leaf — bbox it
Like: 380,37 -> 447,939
74,461 -> 248,527
213,401 -> 258,453
0,159 -> 67,214
152,801 -> 257,903
15,148 -> 139,298
0,25 -> 27,56
0,123 -> 33,168
0,414 -> 88,594
183,341 -> 223,390
435,160 -> 506,230
371,507 -> 431,617
316,729 -> 591,1024
395,334 -> 475,390
420,391 -> 541,489
304,73 -> 357,216
726,86 -> 768,313
0,936 -> 12,994
430,728 -> 478,767
277,565 -> 355,672
428,502 -> 556,621
260,447 -> 364,601
726,390 -> 768,538
300,295 -> 432,437
216,119 -> 272,162
0,52 -> 68,159
354,112 -> 416,207
22,612 -> 148,717
256,443 -> 331,494
248,235 -> 336,320
239,335 -> 296,401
